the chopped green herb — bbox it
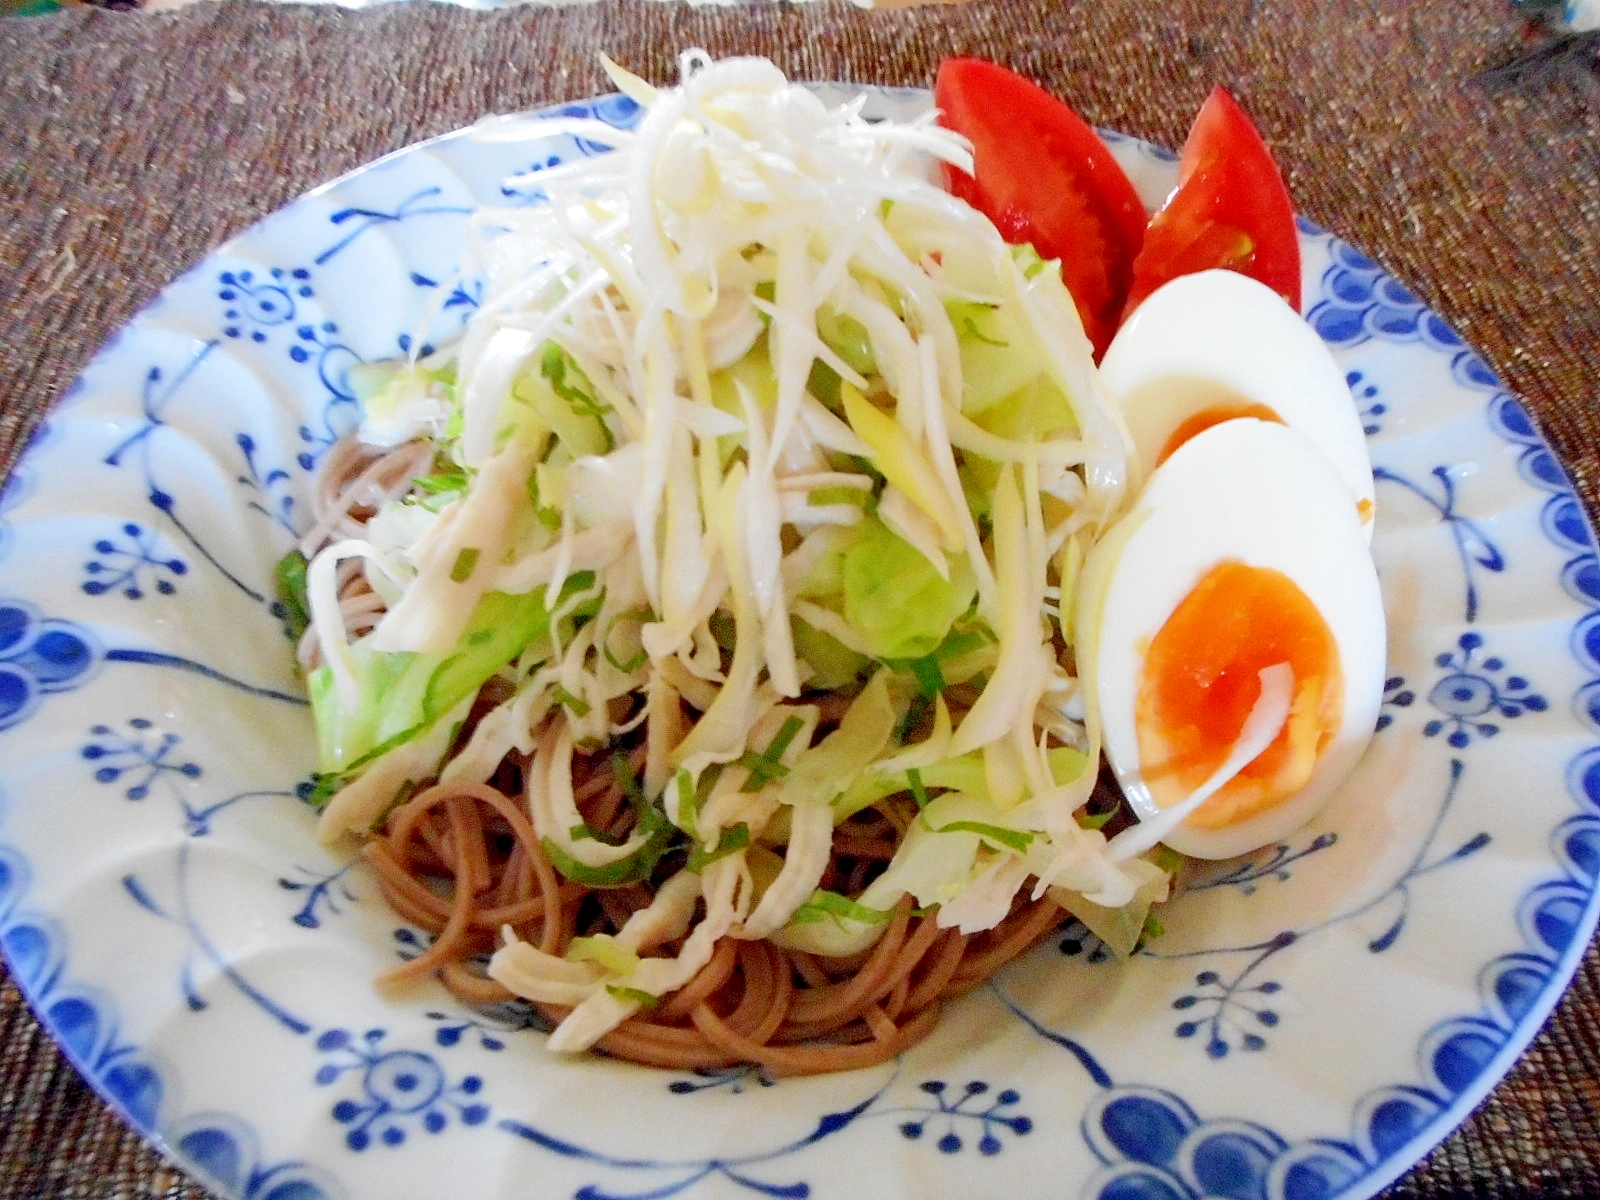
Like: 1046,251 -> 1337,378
807,486 -> 869,508
612,753 -> 645,807
413,469 -> 469,495
1134,912 -> 1166,952
672,762 -> 724,838
708,609 -> 737,652
1077,806 -> 1116,832
927,819 -> 1034,854
571,808 -> 643,847
674,770 -> 696,836
788,889 -> 894,927
606,985 -> 661,1009
525,471 -> 564,530
960,315 -> 1008,347
552,683 -> 591,717
906,767 -> 930,811
907,655 -> 945,698
562,590 -> 606,628
806,357 -> 842,408
1147,844 -> 1186,876
686,823 -> 751,872
542,817 -> 675,887
602,605 -> 653,674
737,715 -> 805,791
449,547 -> 480,583
541,342 -> 610,420
273,549 -> 311,641
305,771 -> 340,810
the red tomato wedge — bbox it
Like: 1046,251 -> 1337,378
934,59 -> 1146,358
1123,87 -> 1301,319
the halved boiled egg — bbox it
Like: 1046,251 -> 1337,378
1077,418 -> 1385,860
1098,269 -> 1376,540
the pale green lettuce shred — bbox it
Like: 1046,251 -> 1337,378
841,515 -> 976,660
1051,856 -> 1171,959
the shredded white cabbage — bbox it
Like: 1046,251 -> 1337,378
304,51 -> 1168,1055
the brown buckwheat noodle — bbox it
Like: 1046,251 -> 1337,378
305,438 -> 1070,1076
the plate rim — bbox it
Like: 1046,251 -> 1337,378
1,82 -> 1596,1200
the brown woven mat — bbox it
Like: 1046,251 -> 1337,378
2,1 -> 1600,1196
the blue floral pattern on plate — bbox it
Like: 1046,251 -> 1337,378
0,85 -> 1596,1200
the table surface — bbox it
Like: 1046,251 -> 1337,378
3,1 -> 1600,1197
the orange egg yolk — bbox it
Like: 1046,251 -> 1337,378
1135,561 -> 1343,830
1156,404 -> 1284,467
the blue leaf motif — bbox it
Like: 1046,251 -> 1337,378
890,1080 -> 1032,1157
83,522 -> 188,599
83,719 -> 201,801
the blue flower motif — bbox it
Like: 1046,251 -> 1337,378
1424,633 -> 1547,748
1174,975 -> 1281,1056
0,601 -> 99,730
896,1080 -> 1032,1156
82,719 -> 202,801
314,1028 -> 489,1151
392,926 -> 437,963
83,522 -> 188,599
219,267 -> 311,343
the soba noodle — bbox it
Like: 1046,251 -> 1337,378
301,440 -> 1084,1074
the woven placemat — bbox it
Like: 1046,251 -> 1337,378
2,2 -> 1599,1196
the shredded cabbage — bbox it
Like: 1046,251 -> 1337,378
304,51 -> 1163,1054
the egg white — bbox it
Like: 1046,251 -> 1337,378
1077,418 -> 1386,860
1098,269 -> 1376,541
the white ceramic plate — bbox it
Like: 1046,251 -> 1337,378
3,86 -> 1597,1200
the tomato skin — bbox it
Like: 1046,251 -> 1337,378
1124,87 -> 1301,319
935,59 -> 1146,358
